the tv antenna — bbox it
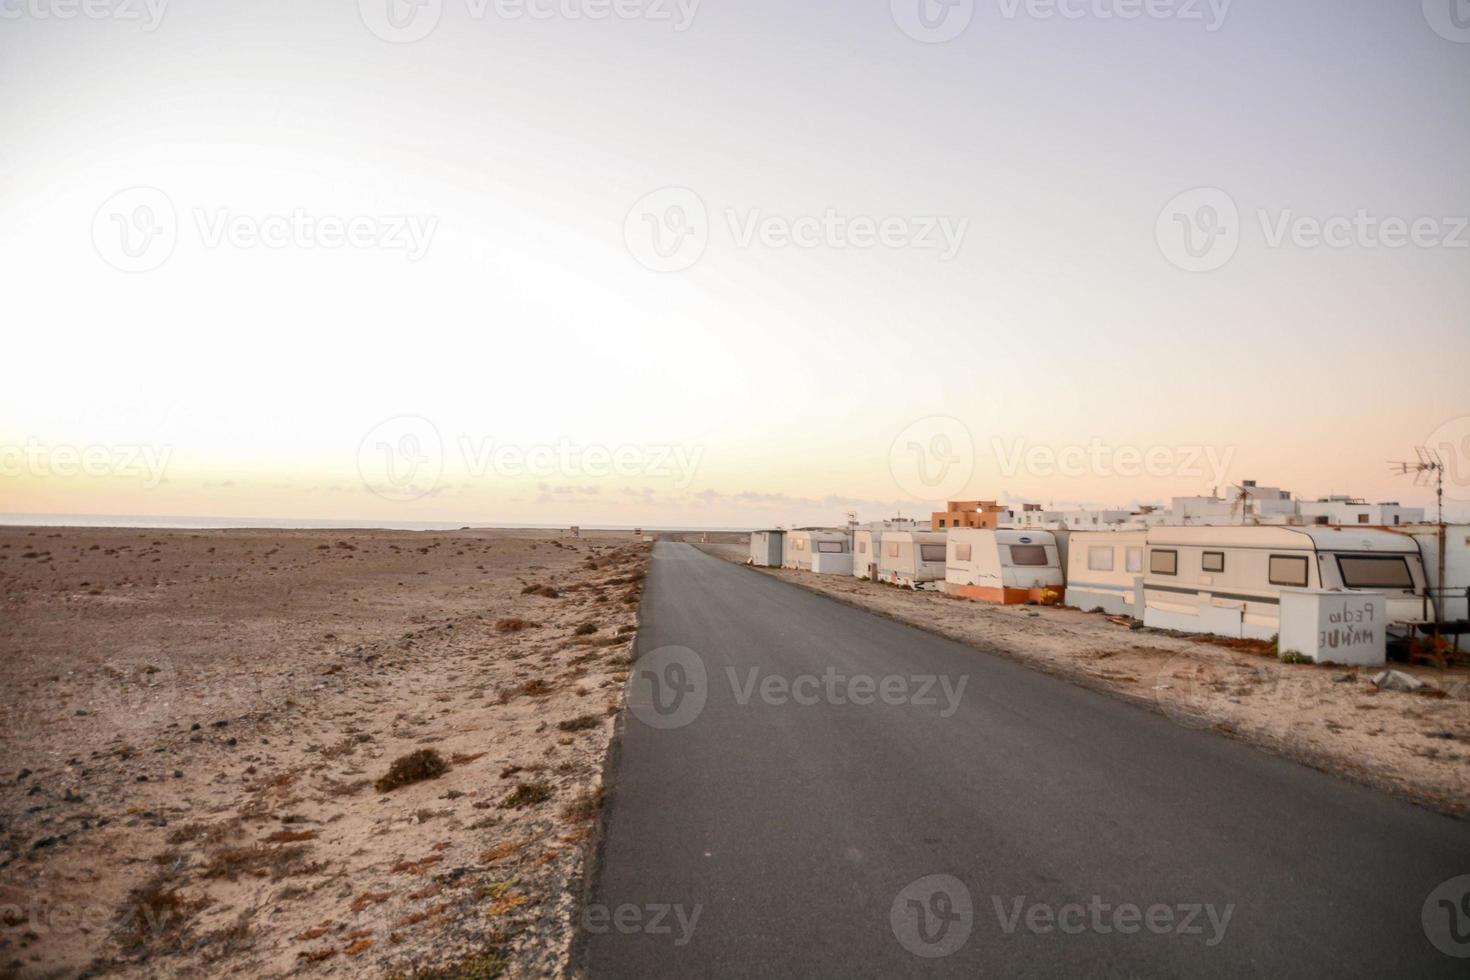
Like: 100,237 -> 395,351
1390,447 -> 1446,634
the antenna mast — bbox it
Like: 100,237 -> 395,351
1390,448 -> 1446,634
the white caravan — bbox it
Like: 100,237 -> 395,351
1399,524 -> 1470,624
1064,530 -> 1147,616
1142,526 -> 1431,641
944,529 -> 1065,604
783,529 -> 850,572
875,530 -> 948,588
852,520 -> 925,580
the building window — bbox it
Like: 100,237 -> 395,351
1393,515 -> 1400,525
1150,549 -> 1178,575
1126,547 -> 1143,573
1010,545 -> 1048,566
1268,554 -> 1309,587
955,543 -> 972,562
1202,551 -> 1225,573
938,519 -> 946,527
1087,546 -> 1114,572
1357,514 -> 1369,524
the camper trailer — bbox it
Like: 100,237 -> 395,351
852,520 -> 924,580
853,528 -> 882,580
1064,530 -> 1147,616
875,530 -> 947,588
1142,526 -> 1431,641
783,529 -> 850,572
749,530 -> 785,568
1395,525 -> 1470,625
944,529 -> 1065,604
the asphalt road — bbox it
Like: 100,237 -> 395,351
578,541 -> 1470,977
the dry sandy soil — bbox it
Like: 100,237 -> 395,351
694,541 -> 1470,818
0,526 -> 650,979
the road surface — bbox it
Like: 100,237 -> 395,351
578,542 -> 1470,977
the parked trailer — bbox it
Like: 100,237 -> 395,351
1064,530 -> 1147,616
1142,526 -> 1431,641
852,520 -> 925,581
783,529 -> 850,572
876,530 -> 947,588
853,528 -> 882,580
944,529 -> 1065,604
749,530 -> 785,567
1398,524 -> 1470,625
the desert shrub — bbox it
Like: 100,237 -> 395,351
202,844 -> 312,881
561,787 -> 604,823
375,749 -> 450,793
498,782 -> 552,809
556,714 -> 602,732
574,623 -> 598,636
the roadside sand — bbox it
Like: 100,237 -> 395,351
0,526 -> 649,978
694,542 -> 1470,818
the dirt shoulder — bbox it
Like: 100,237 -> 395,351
0,526 -> 649,978
696,547 -> 1470,819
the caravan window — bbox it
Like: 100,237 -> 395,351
1087,546 -> 1114,572
1202,551 -> 1225,572
887,542 -> 899,557
955,543 -> 972,562
1337,555 -> 1413,589
920,544 -> 946,562
1010,545 -> 1047,566
1149,549 -> 1178,575
796,539 -> 806,552
1126,547 -> 1143,573
817,541 -> 843,553
858,540 -> 867,554
1268,555 -> 1309,587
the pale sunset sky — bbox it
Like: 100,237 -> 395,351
2,1 -> 1467,526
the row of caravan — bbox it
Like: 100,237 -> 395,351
753,527 -> 1067,602
750,524 -> 1463,642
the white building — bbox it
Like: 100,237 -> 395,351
1170,480 -> 1297,525
1000,504 -> 1170,531
1298,497 -> 1425,527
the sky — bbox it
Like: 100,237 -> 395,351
2,0 -> 1468,527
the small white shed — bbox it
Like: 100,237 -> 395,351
749,530 -> 784,567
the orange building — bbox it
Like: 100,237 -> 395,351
931,500 -> 1005,531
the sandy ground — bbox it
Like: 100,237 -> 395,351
695,542 -> 1470,818
0,526 -> 650,979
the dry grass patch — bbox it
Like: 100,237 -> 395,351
498,782 -> 552,809
495,616 -> 534,632
561,787 -> 603,823
375,749 -> 450,793
350,890 -> 392,913
202,844 -> 315,882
